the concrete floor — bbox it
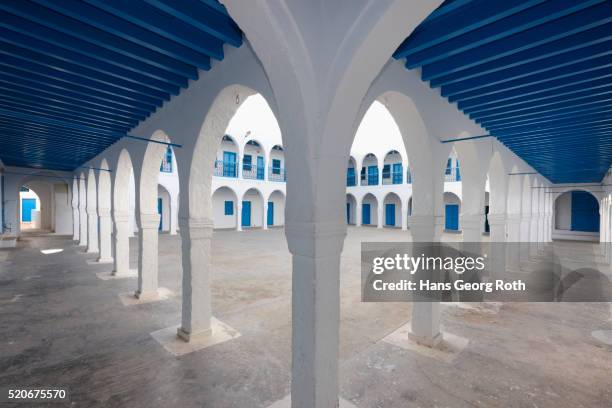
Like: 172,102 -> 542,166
0,227 -> 611,407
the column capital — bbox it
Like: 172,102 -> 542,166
179,217 -> 214,240
285,221 -> 346,258
140,213 -> 160,229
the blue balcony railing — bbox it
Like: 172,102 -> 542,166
362,175 -> 379,186
383,171 -> 403,185
269,166 -> 286,182
444,166 -> 461,182
243,164 -> 265,180
214,160 -> 238,178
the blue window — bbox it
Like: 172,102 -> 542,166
224,200 -> 233,215
160,146 -> 173,172
382,164 -> 390,179
360,167 -> 366,181
272,159 -> 281,175
243,154 -> 252,171
20,186 -> 29,192
445,158 -> 452,175
456,165 -> 461,181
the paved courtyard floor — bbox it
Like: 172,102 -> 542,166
0,227 -> 611,407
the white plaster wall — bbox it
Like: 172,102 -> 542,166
212,187 -> 238,229
554,192 -> 572,230
157,185 -> 171,232
53,183 -> 73,235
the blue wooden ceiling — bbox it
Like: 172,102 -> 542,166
0,0 -> 241,171
395,0 -> 612,183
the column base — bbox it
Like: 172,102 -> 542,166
96,257 -> 114,264
267,394 -> 357,408
118,287 -> 173,306
149,318 -> 240,356
97,269 -> 137,280
382,323 -> 469,363
86,249 -> 99,254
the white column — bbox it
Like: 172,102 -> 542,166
263,201 -> 269,230
112,212 -> 131,276
408,215 -> 441,347
519,215 -> 531,264
401,200 -> 408,231
287,222 -> 345,408
461,214 -> 483,242
487,214 -> 506,278
136,213 -> 160,299
355,202 -> 362,227
87,206 -> 99,253
98,209 -> 112,262
78,179 -> 87,247
178,217 -> 213,341
72,203 -> 79,241
506,214 -> 521,271
377,202 -> 384,228
236,201 -> 242,232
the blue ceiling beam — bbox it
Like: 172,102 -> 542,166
0,51 -> 170,104
0,13 -> 189,87
33,0 -> 217,68
395,0 -> 544,61
455,67 -> 612,108
0,74 -> 157,114
0,99 -> 137,129
493,120 -> 612,139
472,93 -> 612,120
403,0 -> 593,68
482,107 -> 612,130
482,103 -> 612,126
504,136 -> 612,149
142,0 -> 242,47
0,0 -> 199,79
441,49 -> 612,98
421,1 -> 612,81
0,116 -> 126,141
0,130 -> 120,149
0,27 -> 180,95
83,0 -> 229,60
430,22 -> 612,89
473,100 -> 612,124
494,124 -> 612,142
0,88 -> 147,122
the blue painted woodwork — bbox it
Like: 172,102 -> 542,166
241,201 -> 251,227
21,198 -> 36,222
445,204 -> 459,231
0,0 -> 242,171
571,191 -> 599,232
362,203 -> 371,225
385,203 -> 396,226
346,202 -> 351,224
223,151 -> 236,177
392,163 -> 403,184
267,201 -> 274,226
367,166 -> 378,185
257,156 -> 264,180
394,0 -> 612,183
224,200 -> 233,216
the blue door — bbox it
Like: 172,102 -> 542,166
445,204 -> 459,231
367,166 -> 378,185
392,163 -> 402,184
241,201 -> 251,227
157,198 -> 162,230
223,151 -> 237,177
257,156 -> 265,180
267,201 -> 274,226
571,191 -> 599,232
362,203 -> 371,225
21,198 -> 36,222
385,203 -> 395,226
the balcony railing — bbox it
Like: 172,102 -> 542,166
361,175 -> 379,186
444,166 -> 461,182
214,160 -> 238,178
346,174 -> 356,186
382,171 -> 403,185
269,166 -> 286,182
160,160 -> 172,173
242,164 -> 265,180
